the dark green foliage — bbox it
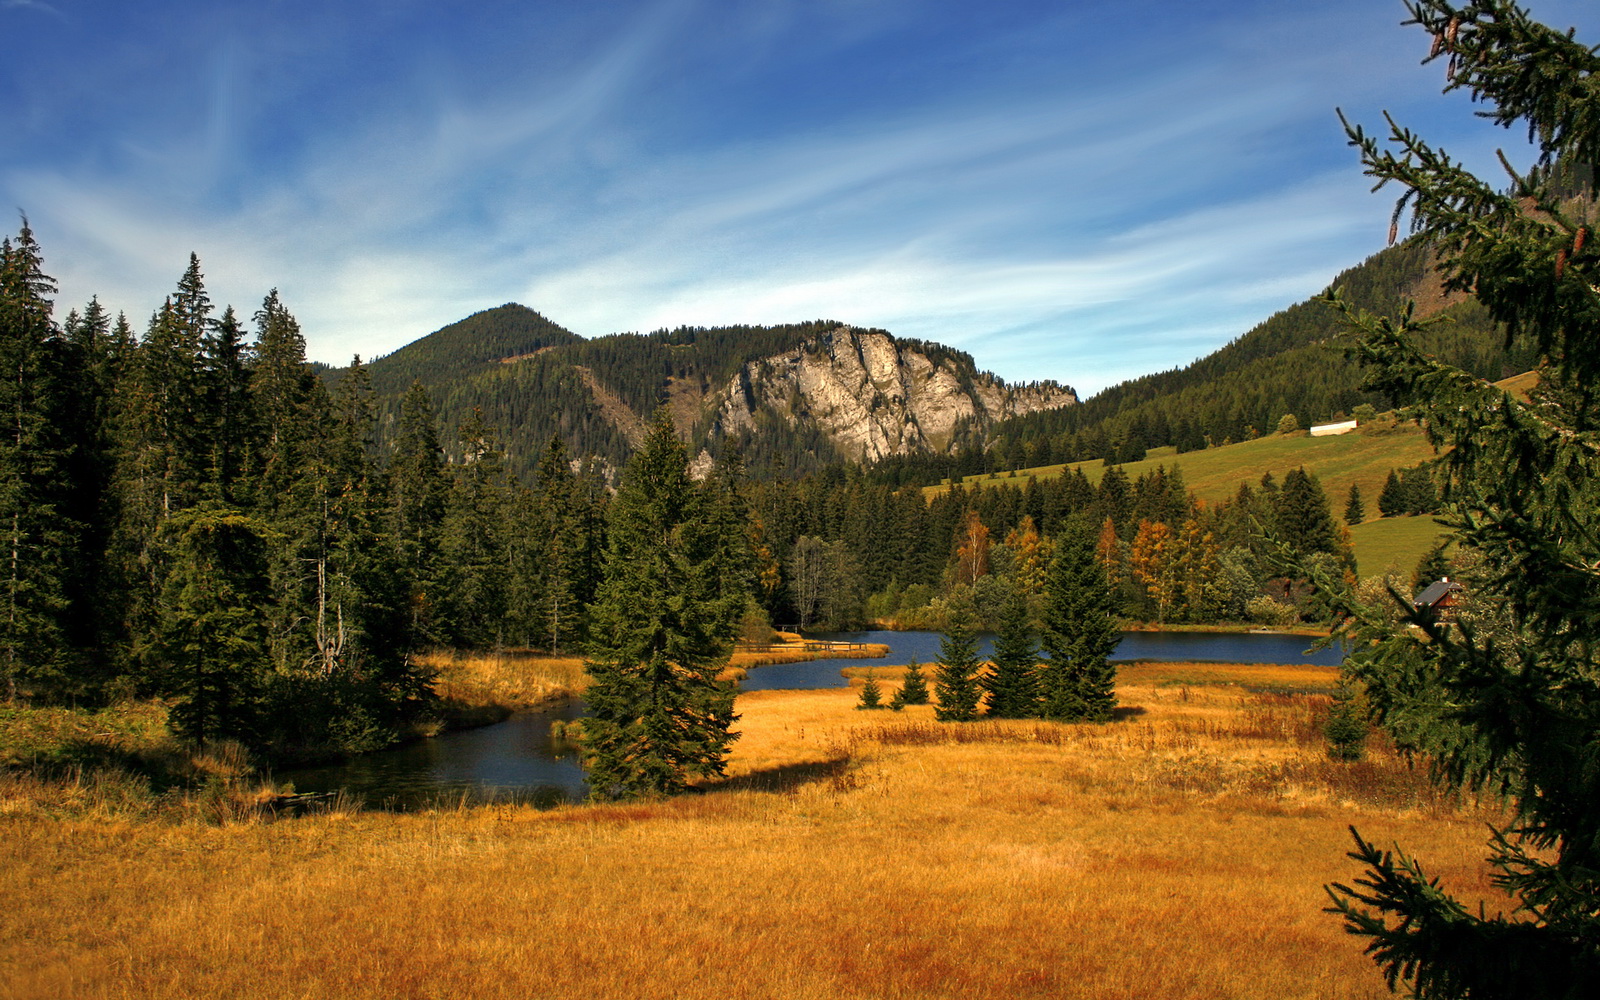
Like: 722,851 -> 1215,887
0,219 -> 75,698
1321,3 -> 1600,993
1276,467 -> 1345,563
1039,521 -> 1119,722
1344,483 -> 1366,525
581,414 -> 745,799
856,669 -> 884,710
435,409 -> 513,648
1409,541 -> 1454,596
984,585 -> 1040,717
897,657 -> 929,705
1378,462 -> 1442,516
387,380 -> 449,644
362,304 -> 583,396
1323,677 -> 1368,762
933,594 -> 983,721
155,504 -> 270,746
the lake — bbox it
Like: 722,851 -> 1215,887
739,628 -> 1344,691
282,628 -> 1342,808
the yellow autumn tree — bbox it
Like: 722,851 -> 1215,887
1129,519 -> 1180,623
1004,514 -> 1054,597
953,509 -> 991,586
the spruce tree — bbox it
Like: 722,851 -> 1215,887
932,592 -> 982,721
1377,469 -> 1405,517
155,503 -> 270,746
436,409 -> 512,647
897,656 -> 930,705
1039,520 -> 1120,722
856,669 -> 884,710
582,413 -> 744,799
387,380 -> 448,643
984,584 -> 1040,717
1343,483 -> 1366,525
0,220 -> 74,698
1322,3 -> 1600,993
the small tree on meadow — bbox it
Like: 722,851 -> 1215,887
933,595 -> 983,722
1343,483 -> 1366,525
1039,520 -> 1120,722
984,585 -> 1040,717
896,656 -> 929,706
857,669 -> 884,710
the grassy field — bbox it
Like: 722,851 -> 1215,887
927,420 -> 1452,574
1348,514 -> 1452,576
931,420 -> 1437,511
2,660 -> 1504,1000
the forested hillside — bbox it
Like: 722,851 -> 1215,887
362,304 -> 583,396
871,238 -> 1537,484
351,316 -> 1069,479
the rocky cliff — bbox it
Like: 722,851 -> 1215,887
712,326 -> 1076,463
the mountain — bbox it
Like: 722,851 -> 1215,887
975,237 -> 1536,473
362,304 -> 584,396
342,315 -> 1077,479
713,327 -> 1073,464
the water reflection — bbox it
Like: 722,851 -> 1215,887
740,629 -> 1345,691
280,699 -> 588,810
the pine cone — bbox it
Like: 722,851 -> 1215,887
1575,226 -> 1587,255
1446,17 -> 1460,47
1556,249 -> 1568,279
1388,221 -> 1399,246
1430,33 -> 1444,58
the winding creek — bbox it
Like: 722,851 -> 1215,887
280,629 -> 1345,809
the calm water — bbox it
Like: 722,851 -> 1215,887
287,628 -> 1342,808
279,699 -> 589,810
739,629 -> 1345,691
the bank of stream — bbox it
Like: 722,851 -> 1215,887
281,629 -> 1345,809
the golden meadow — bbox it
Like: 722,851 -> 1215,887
1,655 -> 1504,1000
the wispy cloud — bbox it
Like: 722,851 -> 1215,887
6,0 -> 1595,395
1,0 -> 67,20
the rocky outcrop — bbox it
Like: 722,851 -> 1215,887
713,327 -> 1076,463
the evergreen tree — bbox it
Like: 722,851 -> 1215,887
200,305 -> 254,505
856,669 -> 884,710
984,585 -> 1039,717
1322,4 -> 1600,993
436,409 -> 512,647
1277,467 -> 1342,561
1039,520 -> 1120,722
897,656 -> 930,705
0,220 -> 73,698
155,503 -> 270,746
582,413 -> 744,799
933,592 -> 983,721
1343,483 -> 1366,525
387,380 -> 448,643
1377,469 -> 1406,517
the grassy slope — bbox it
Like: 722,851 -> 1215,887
932,420 -> 1444,572
1348,515 -> 1453,576
2,664 -> 1501,1000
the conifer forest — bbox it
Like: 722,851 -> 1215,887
0,221 -> 1376,762
4,1 -> 1599,997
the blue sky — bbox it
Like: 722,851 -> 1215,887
2,0 -> 1594,395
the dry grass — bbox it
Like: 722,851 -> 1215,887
1,662 -> 1507,1000
426,642 -> 884,714
422,649 -> 591,715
